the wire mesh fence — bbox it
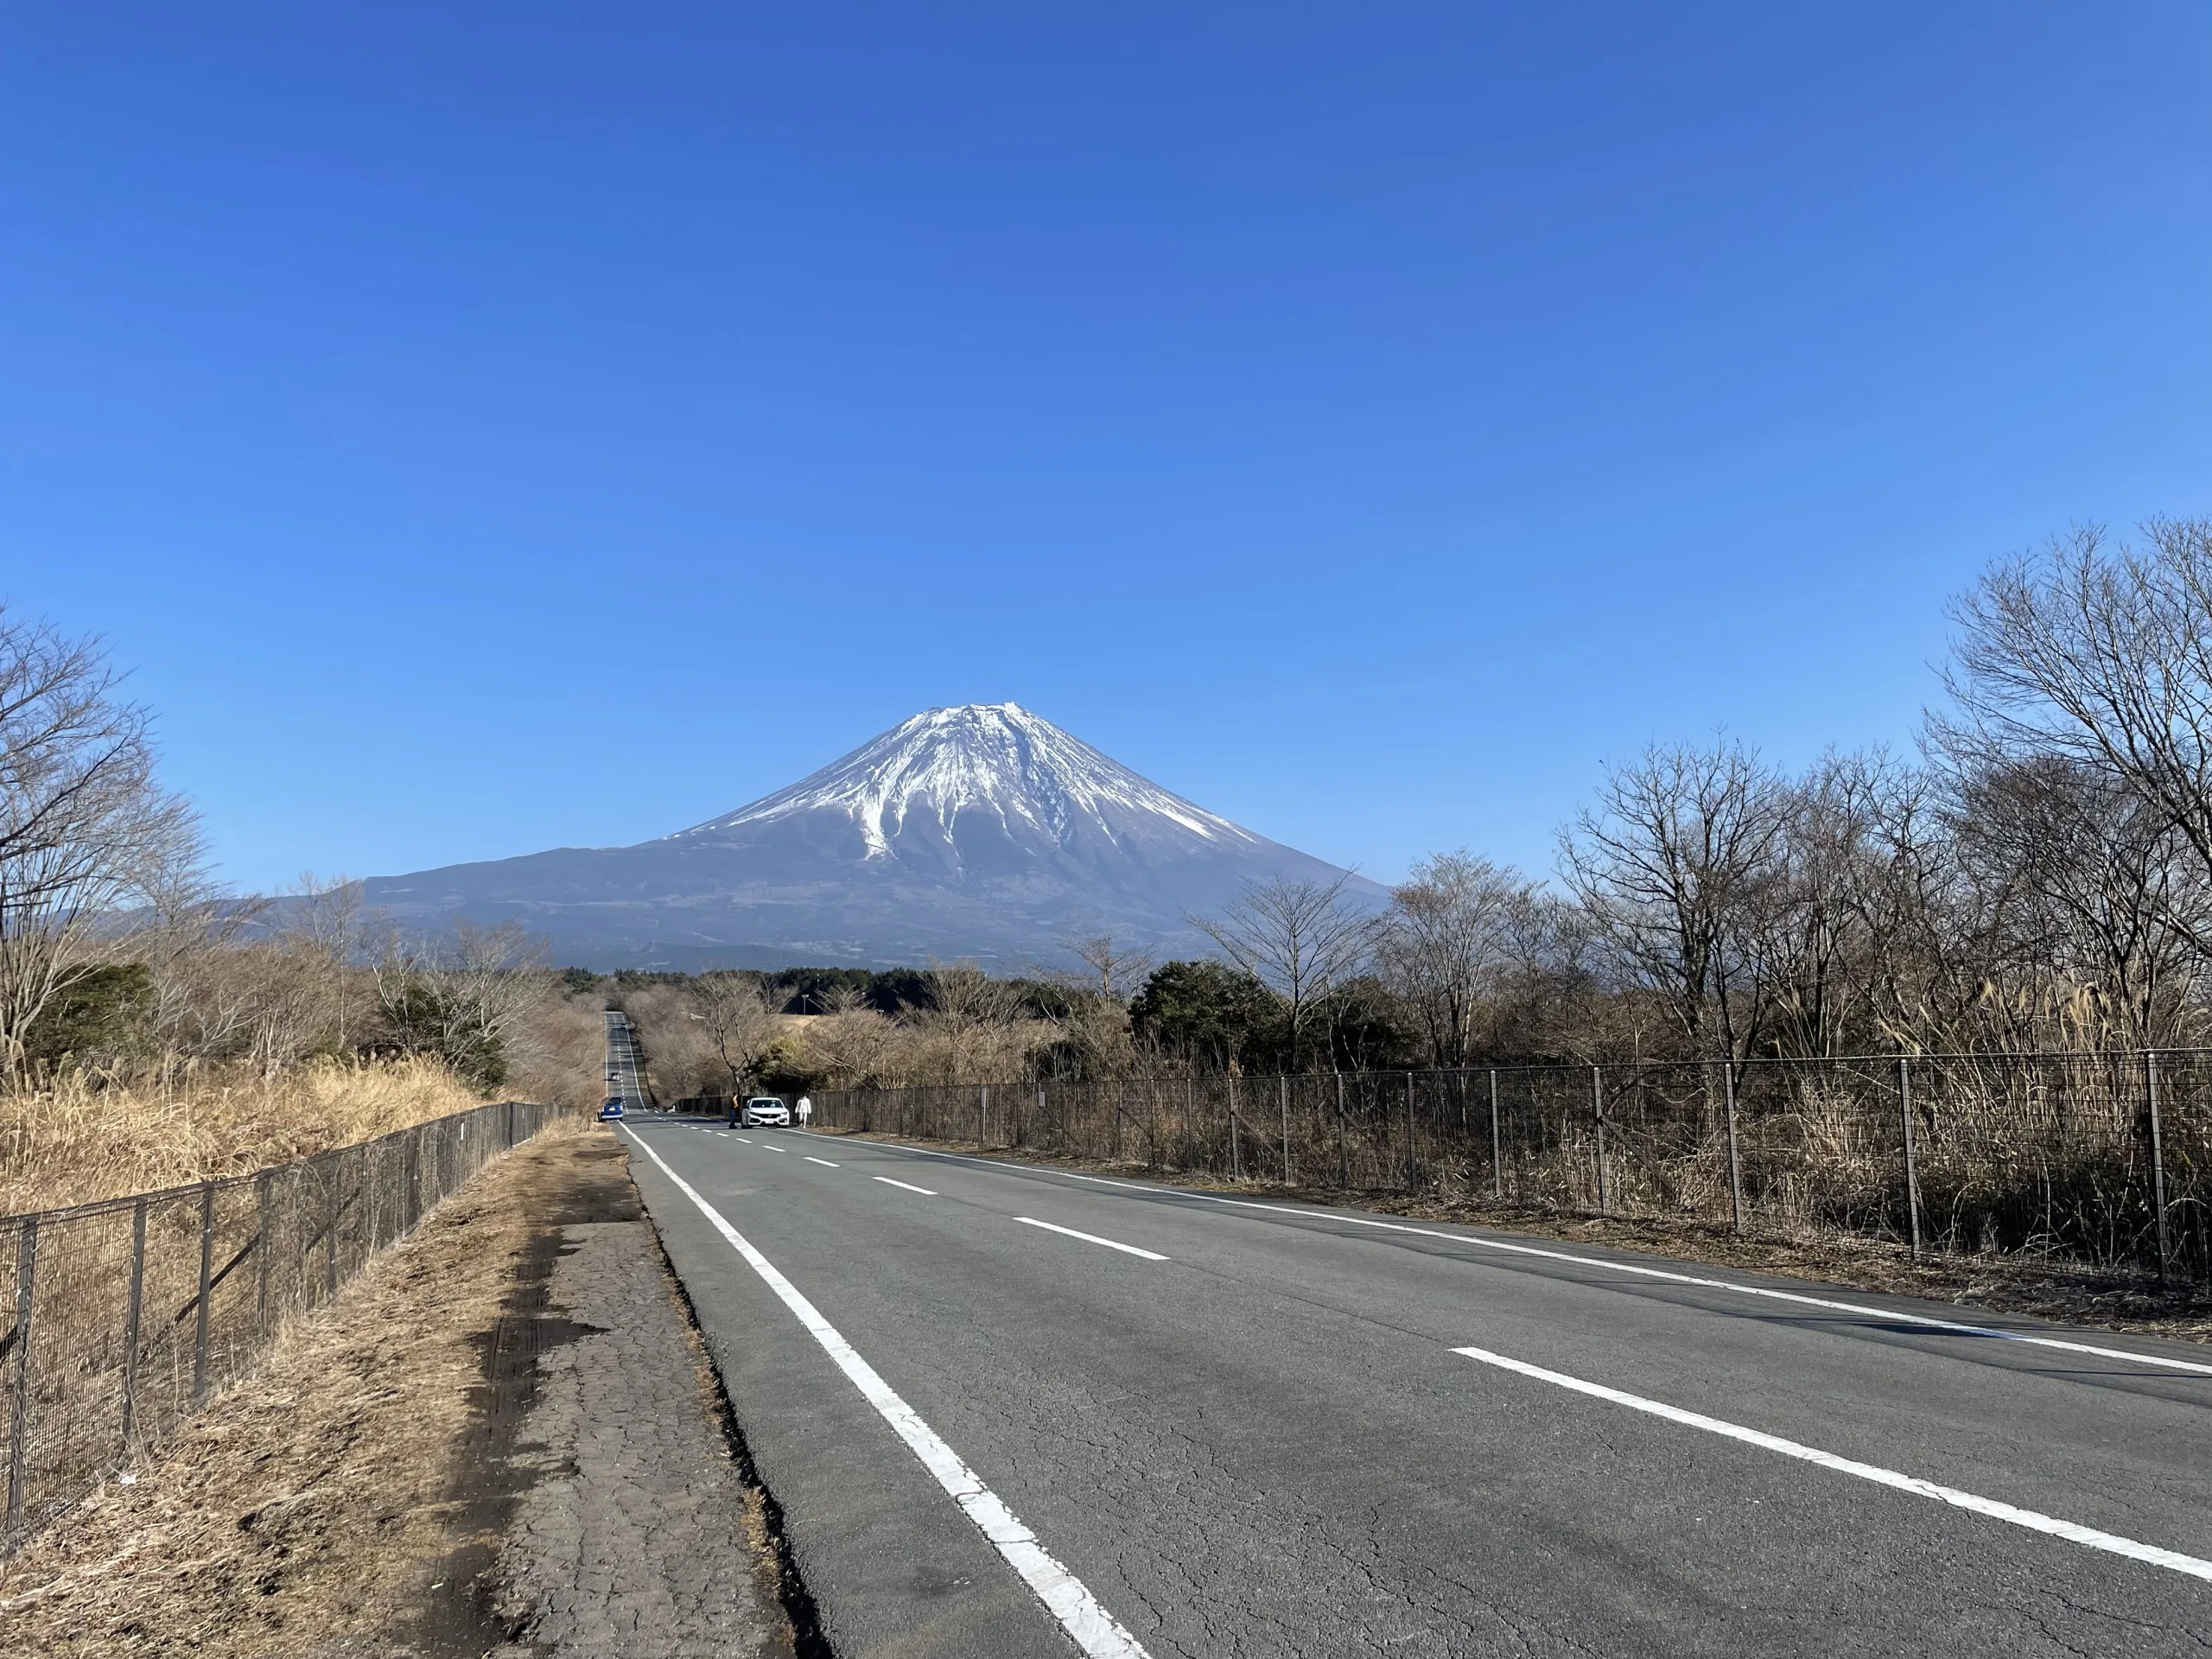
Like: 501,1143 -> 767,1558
0,1098 -> 579,1554
816,1052 -> 2210,1283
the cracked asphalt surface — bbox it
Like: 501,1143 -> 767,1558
488,1216 -> 791,1658
620,1117 -> 2212,1658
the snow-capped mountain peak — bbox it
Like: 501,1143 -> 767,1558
680,702 -> 1261,861
363,702 -> 1378,969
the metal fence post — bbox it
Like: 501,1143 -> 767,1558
7,1216 -> 39,1541
325,1155 -> 341,1299
192,1182 -> 217,1404
254,1171 -> 274,1335
1229,1077 -> 1242,1179
1335,1072 -> 1349,1187
118,1198 -> 148,1461
1592,1065 -> 1609,1217
1724,1059 -> 1745,1236
979,1084 -> 988,1148
1183,1076 -> 1194,1171
2147,1051 -> 2171,1285
1280,1075 -> 1293,1186
1404,1071 -> 1416,1188
1489,1068 -> 1503,1201
1898,1056 -> 1923,1261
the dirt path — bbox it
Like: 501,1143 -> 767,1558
0,1127 -> 797,1658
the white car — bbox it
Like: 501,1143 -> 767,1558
740,1096 -> 791,1128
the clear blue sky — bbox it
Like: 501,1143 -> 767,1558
5,4 -> 2208,894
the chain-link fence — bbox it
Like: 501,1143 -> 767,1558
0,1098 -> 580,1553
816,1052 -> 2210,1282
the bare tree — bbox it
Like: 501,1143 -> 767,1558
1192,874 -> 1375,1071
372,918 -> 550,1089
1944,517 -> 2212,951
1055,935 -> 1154,1001
1376,852 -> 1531,1069
285,875 -> 369,1051
1027,935 -> 1154,1077
804,982 -> 899,1088
0,611 -> 205,1084
923,957 -> 1022,1083
1558,739 -> 1787,1063
1948,752 -> 2204,1048
692,973 -> 785,1095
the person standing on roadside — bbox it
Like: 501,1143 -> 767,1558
796,1096 -> 813,1128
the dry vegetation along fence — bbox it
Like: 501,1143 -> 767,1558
818,1050 -> 2210,1282
0,1099 -> 581,1552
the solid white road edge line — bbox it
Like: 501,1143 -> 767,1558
1012,1217 -> 1169,1262
858,1141 -> 2212,1379
620,1128 -> 1152,1659
804,1156 -> 842,1167
1451,1343 -> 2212,1582
874,1176 -> 938,1196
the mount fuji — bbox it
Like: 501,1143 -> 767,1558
359,703 -> 1385,970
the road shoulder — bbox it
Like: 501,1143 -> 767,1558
0,1127 -> 797,1659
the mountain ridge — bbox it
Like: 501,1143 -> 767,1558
359,703 -> 1382,971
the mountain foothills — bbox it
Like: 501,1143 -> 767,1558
363,704 -> 1382,970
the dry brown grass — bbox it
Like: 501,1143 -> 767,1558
0,1057 -> 484,1216
0,1126 -> 601,1657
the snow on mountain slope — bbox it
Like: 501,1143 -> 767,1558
360,703 -> 1381,969
677,702 -> 1261,860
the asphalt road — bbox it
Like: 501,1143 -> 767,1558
603,1012 -> 652,1109
618,1117 -> 2212,1658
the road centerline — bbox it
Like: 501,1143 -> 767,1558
1450,1343 -> 2212,1584
1012,1217 -> 1169,1262
873,1175 -> 938,1195
620,1128 -> 1153,1659
804,1155 -> 842,1167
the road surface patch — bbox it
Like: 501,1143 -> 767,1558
622,1128 -> 1153,1659
1451,1343 -> 2212,1584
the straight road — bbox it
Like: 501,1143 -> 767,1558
619,1117 -> 2211,1657
603,1010 -> 654,1109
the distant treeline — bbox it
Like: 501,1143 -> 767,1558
563,965 -> 1077,1022
573,957 -> 1413,1084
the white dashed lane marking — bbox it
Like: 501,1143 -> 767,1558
1013,1217 -> 1168,1262
1452,1344 -> 2212,1584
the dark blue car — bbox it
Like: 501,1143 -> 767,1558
599,1096 -> 626,1121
